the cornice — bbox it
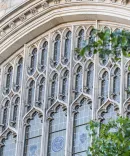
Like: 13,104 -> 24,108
1,0 -> 130,64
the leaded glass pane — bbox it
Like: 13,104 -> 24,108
51,73 -> 58,105
16,58 -> 23,91
88,29 -> 95,57
62,70 -> 69,101
30,48 -> 37,74
76,29 -> 84,60
2,100 -> 9,131
23,113 -> 42,156
99,28 -> 110,65
37,77 -> 45,107
41,41 -> 48,71
12,97 -> 20,127
101,71 -> 109,105
64,31 -> 71,64
27,80 -> 35,111
0,132 -> 16,156
53,34 -> 60,67
86,63 -> 94,94
75,66 -> 82,98
73,99 -> 92,156
48,106 -> 67,156
5,66 -> 13,94
113,68 -> 120,102
101,104 -> 117,124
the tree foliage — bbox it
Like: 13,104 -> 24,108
75,29 -> 130,156
86,117 -> 130,156
75,29 -> 130,61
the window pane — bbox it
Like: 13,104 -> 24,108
113,68 -> 120,102
86,63 -> 94,94
73,99 -> 92,155
48,106 -> 67,156
23,113 -> 42,156
53,35 -> 60,67
0,132 -> 16,156
101,104 -> 117,124
75,66 -> 82,98
64,31 -> 71,64
101,71 -> 109,105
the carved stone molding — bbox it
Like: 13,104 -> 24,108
19,14 -> 26,22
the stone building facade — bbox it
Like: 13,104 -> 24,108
0,0 -> 130,156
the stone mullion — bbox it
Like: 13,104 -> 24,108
15,44 -> 28,156
120,53 -> 125,116
65,25 -> 75,156
41,33 -> 51,156
92,21 -> 99,120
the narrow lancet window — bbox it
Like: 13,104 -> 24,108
16,58 -> 23,91
101,71 -> 109,105
53,34 -> 61,67
63,31 -> 71,64
75,66 -> 82,98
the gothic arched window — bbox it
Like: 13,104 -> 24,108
50,73 -> 58,105
100,28 -> 110,65
53,34 -> 61,67
36,77 -> 45,107
88,29 -> 95,57
127,72 -> 130,98
112,29 -> 121,59
40,41 -> 48,71
16,58 -> 23,91
48,106 -> 67,156
73,98 -> 92,155
75,66 -> 82,98
86,62 -> 94,94
23,112 -> 42,156
27,80 -> 35,111
113,68 -> 120,102
101,104 -> 117,124
0,132 -> 16,156
100,71 -> 109,105
2,100 -> 9,131
11,97 -> 20,128
29,48 -> 37,74
76,29 -> 84,60
5,66 -> 13,94
63,31 -> 71,64
61,70 -> 69,101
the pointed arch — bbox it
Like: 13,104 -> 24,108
63,30 -> 72,64
85,62 -> 94,95
100,70 -> 109,105
26,79 -> 35,112
10,96 -> 20,128
112,67 -> 120,102
23,111 -> 43,156
60,68 -> 69,102
72,97 -> 92,155
1,99 -> 10,132
53,34 -> 61,67
4,65 -> 13,95
47,104 -> 67,156
49,72 -> 58,105
98,101 -> 119,124
73,65 -> 83,99
0,130 -> 17,156
39,40 -> 48,71
36,76 -> 45,108
28,46 -> 37,75
15,57 -> 23,91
